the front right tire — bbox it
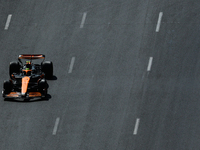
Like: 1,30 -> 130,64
38,79 -> 47,94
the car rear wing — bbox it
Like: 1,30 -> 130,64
18,54 -> 45,64
18,54 -> 45,60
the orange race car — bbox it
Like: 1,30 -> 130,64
2,54 -> 53,100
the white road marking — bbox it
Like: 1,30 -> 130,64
133,118 -> 140,135
147,57 -> 153,71
156,12 -> 163,32
52,117 -> 60,135
80,12 -> 87,28
68,57 -> 75,73
4,14 -> 12,30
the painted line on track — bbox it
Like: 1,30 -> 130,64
147,57 -> 153,71
156,12 -> 163,32
52,117 -> 60,135
133,118 -> 140,135
80,12 -> 87,28
5,14 -> 12,30
68,57 -> 75,73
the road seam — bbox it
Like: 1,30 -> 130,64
5,14 -> 12,30
68,57 -> 75,73
133,118 -> 140,135
80,12 -> 87,28
147,57 -> 153,71
156,12 -> 163,32
52,117 -> 60,135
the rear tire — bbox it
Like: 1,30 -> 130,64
9,61 -> 20,77
41,61 -> 53,79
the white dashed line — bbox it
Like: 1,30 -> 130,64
80,12 -> 87,28
147,57 -> 153,71
156,12 -> 163,32
133,118 -> 140,135
4,14 -> 12,30
68,57 -> 75,73
52,117 -> 60,135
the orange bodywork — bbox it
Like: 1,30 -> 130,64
29,92 -> 42,97
21,76 -> 30,95
5,76 -> 43,98
6,92 -> 41,98
22,69 -> 32,75
7,92 -> 20,97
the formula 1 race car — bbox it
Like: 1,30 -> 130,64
2,54 -> 53,100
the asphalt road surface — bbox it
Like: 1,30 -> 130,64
0,0 -> 200,150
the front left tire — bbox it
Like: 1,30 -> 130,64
3,80 -> 12,95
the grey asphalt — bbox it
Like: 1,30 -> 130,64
0,0 -> 199,150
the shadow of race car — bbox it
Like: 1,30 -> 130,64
2,54 -> 53,100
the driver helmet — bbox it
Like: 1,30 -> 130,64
26,61 -> 31,69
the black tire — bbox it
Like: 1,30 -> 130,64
9,61 -> 20,77
3,80 -> 12,94
41,61 -> 53,79
38,79 -> 47,92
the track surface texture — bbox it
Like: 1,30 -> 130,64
0,0 -> 199,150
